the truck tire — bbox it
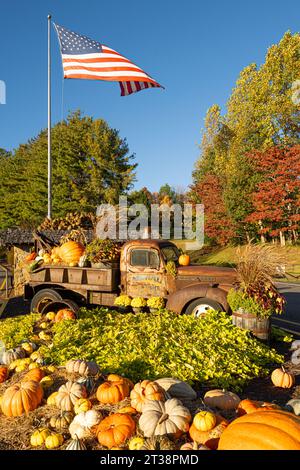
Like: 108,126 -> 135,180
41,299 -> 79,315
185,297 -> 223,317
30,288 -> 63,314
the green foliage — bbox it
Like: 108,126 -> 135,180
166,260 -> 177,277
158,184 -> 178,204
128,187 -> 154,211
85,239 -> 122,262
227,289 -> 268,318
31,309 -> 283,391
0,313 -> 40,348
0,111 -> 137,229
271,326 -> 293,343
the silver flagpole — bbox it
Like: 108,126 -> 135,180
47,14 -> 52,219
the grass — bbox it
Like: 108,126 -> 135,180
188,245 -> 238,267
187,244 -> 300,282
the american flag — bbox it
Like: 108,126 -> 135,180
54,23 -> 163,96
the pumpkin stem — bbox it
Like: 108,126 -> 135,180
158,413 -> 169,424
281,366 -> 286,373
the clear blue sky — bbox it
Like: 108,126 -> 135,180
0,0 -> 299,192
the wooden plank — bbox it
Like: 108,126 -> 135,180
0,299 -> 8,318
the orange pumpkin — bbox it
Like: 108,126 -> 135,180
118,406 -> 137,415
0,366 -> 8,383
59,241 -> 85,264
178,254 -> 190,266
130,380 -> 165,412
96,413 -> 136,448
25,252 -> 37,262
107,374 -> 134,390
237,399 -> 281,416
218,410 -> 300,450
96,380 -> 130,404
55,309 -> 76,322
1,380 -> 43,417
189,414 -> 228,450
22,368 -> 45,382
271,367 -> 295,389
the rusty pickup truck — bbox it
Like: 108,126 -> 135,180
25,239 -> 236,316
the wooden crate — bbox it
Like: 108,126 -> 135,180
68,268 -> 83,284
29,269 -> 47,282
50,268 -> 65,283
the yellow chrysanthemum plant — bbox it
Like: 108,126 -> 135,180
147,297 -> 166,311
131,297 -> 147,312
114,295 -> 132,312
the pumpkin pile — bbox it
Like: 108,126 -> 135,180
26,241 -> 85,270
0,308 -> 299,450
1,352 -> 300,450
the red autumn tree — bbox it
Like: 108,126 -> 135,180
246,145 -> 300,243
191,174 -> 236,245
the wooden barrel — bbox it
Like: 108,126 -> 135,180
232,310 -> 270,341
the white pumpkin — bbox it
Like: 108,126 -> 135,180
290,340 -> 300,351
139,398 -> 191,438
69,410 -> 102,439
56,381 -> 87,411
154,378 -> 197,401
286,399 -> 300,416
2,347 -> 26,365
65,359 -> 99,377
291,349 -> 300,365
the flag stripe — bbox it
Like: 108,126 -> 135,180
62,57 -> 136,65
63,65 -> 143,73
64,73 -> 161,85
55,23 -> 163,96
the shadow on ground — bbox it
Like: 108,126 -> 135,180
0,296 -> 30,319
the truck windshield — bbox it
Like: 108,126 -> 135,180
161,245 -> 180,263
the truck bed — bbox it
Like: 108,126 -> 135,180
29,264 -> 120,292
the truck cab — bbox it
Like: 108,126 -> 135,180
25,239 -> 236,316
120,240 -> 236,315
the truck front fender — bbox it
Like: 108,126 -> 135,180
166,284 -> 229,314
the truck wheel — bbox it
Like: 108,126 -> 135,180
185,297 -> 223,317
30,288 -> 63,314
41,299 -> 79,315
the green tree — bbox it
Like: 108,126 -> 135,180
158,184 -> 178,204
0,148 -> 11,158
0,111 -> 137,229
128,187 -> 154,210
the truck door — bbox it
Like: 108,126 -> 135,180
124,247 -> 168,298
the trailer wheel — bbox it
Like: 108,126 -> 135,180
30,288 -> 63,314
41,299 -> 79,315
185,297 -> 223,317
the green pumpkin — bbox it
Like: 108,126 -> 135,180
50,411 -> 74,431
77,376 -> 96,396
141,436 -> 176,451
